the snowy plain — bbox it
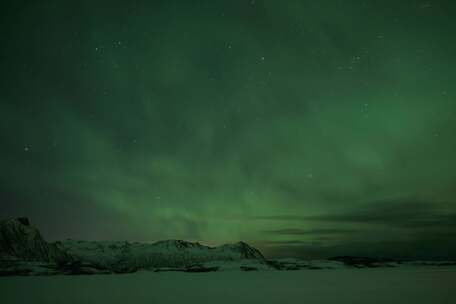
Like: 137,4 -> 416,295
1,267 -> 455,304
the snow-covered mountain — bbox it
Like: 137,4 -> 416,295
0,218 -> 265,275
2,218 -> 455,276
54,239 -> 265,272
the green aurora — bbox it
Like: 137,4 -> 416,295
1,0 -> 456,259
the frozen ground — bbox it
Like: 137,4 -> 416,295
1,267 -> 455,304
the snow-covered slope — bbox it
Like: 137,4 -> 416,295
0,217 -> 266,274
54,239 -> 265,272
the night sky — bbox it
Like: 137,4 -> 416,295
1,0 -> 456,260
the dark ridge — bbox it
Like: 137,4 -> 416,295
328,256 -> 397,267
240,266 -> 258,271
17,217 -> 30,226
154,265 -> 219,273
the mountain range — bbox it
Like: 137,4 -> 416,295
0,217 -> 266,275
1,217 -> 455,276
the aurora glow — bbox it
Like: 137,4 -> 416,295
1,0 -> 455,259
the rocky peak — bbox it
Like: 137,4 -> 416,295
0,218 -> 69,263
219,241 -> 265,260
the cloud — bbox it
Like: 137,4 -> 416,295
260,238 -> 456,260
247,199 -> 456,259
263,228 -> 356,236
233,199 -> 456,231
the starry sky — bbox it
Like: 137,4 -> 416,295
1,0 -> 456,260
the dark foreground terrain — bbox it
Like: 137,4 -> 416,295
1,267 -> 455,304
